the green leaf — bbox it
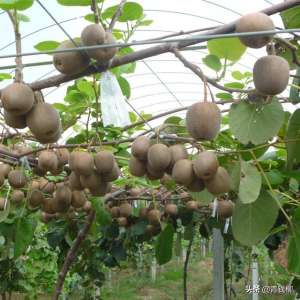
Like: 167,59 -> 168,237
117,76 -> 131,98
119,2 -> 143,22
0,0 -> 34,10
207,37 -> 246,61
190,189 -> 214,205
281,6 -> 300,29
238,161 -> 261,204
57,0 -> 101,6
285,109 -> 300,170
17,13 -> 30,22
14,214 -> 37,258
90,197 -> 112,226
216,92 -> 233,100
229,99 -> 285,145
0,73 -> 12,81
76,80 -> 95,99
228,160 -> 241,192
232,190 -> 279,246
139,19 -> 153,26
155,223 -> 174,265
262,170 -> 285,186
224,82 -> 244,89
118,47 -> 136,74
34,41 -> 59,52
202,54 -> 222,72
288,208 -> 300,275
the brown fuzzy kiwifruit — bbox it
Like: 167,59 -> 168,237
139,207 -> 148,219
217,200 -> 234,219
71,190 -> 87,208
253,55 -> 289,95
94,150 -> 115,174
30,180 -> 40,190
0,163 -> 11,178
169,144 -> 188,166
147,209 -> 161,225
39,178 -> 55,194
186,102 -> 221,141
117,217 -> 128,227
172,159 -> 194,186
26,103 -> 61,143
186,200 -> 198,211
147,144 -> 171,172
81,24 -> 105,47
102,163 -> 120,182
90,181 -> 111,196
186,177 -> 205,192
110,206 -> 120,218
205,166 -> 231,195
33,166 -> 46,177
0,197 -> 6,210
53,40 -> 89,75
38,150 -> 59,173
129,155 -> 147,177
80,171 -> 102,190
165,203 -> 178,216
11,190 -> 24,204
1,82 -> 34,116
56,148 -> 70,166
54,185 -> 72,213
146,163 -> 165,180
69,172 -> 83,190
235,13 -> 275,49
131,136 -> 151,161
8,170 -> 27,188
69,151 -> 94,176
4,110 -> 27,129
193,151 -> 219,180
28,189 -> 44,208
41,197 -> 56,214
119,203 -> 132,218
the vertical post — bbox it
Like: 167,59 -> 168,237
212,228 -> 225,300
151,257 -> 157,282
252,251 -> 259,300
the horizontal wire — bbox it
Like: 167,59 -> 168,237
0,28 -> 298,60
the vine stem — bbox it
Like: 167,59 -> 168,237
52,210 -> 96,300
183,224 -> 195,300
91,0 -> 100,24
108,0 -> 126,32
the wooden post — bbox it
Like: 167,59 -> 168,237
212,228 -> 225,300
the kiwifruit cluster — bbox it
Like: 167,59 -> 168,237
186,101 -> 221,141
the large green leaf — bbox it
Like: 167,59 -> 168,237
281,6 -> 300,29
232,190 -> 279,246
34,41 -> 59,52
228,160 -> 241,192
285,109 -> 300,170
155,223 -> 174,265
238,161 -> 262,204
119,2 -> 143,22
207,37 -> 246,61
229,99 -> 285,145
0,0 -> 34,10
14,214 -> 37,258
288,208 -> 300,275
202,54 -> 222,72
57,0 -> 101,6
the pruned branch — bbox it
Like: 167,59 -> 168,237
52,210 -> 96,300
108,0 -> 127,32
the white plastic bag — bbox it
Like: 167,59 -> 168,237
100,71 -> 131,127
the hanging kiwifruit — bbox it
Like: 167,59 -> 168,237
56,148 -> 70,166
89,181 -> 111,196
41,197 -> 56,214
69,172 -> 83,190
193,151 -> 219,180
30,180 -> 40,190
129,155 -> 147,177
94,150 -> 115,174
119,202 -> 132,218
8,170 -> 27,188
54,185 -> 72,213
11,189 -> 24,204
28,189 -> 44,208
0,163 -> 11,178
80,170 -> 102,190
186,177 -> 205,192
253,55 -> 290,95
102,162 -> 120,182
38,150 -> 59,174
69,151 -> 94,176
235,13 -> 275,48
147,143 -> 171,172
146,163 -> 165,180
165,203 -> 178,216
186,102 -> 221,141
129,187 -> 142,197
169,144 -> 188,166
53,40 -> 89,75
172,159 -> 194,186
131,136 -> 151,161
1,83 -> 34,116
39,178 -> 55,194
26,103 -> 61,143
71,190 -> 87,208
4,110 -> 27,129
217,200 -> 234,219
205,166 -> 231,195
0,198 -> 6,210
147,209 -> 161,225
110,206 -> 120,218
186,200 -> 198,211
117,217 -> 128,227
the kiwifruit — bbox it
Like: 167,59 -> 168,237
145,224 -> 161,236
94,150 -> 115,174
83,200 -> 92,213
8,170 -> 27,188
0,163 -> 11,178
56,148 -> 70,165
102,163 -> 120,182
165,203 -> 178,216
147,209 -> 161,225
69,151 -> 94,176
89,181 -> 111,196
119,203 -> 132,217
0,197 -> 6,210
38,150 -> 59,173
172,159 -> 194,186
4,110 -> 27,129
139,207 -> 148,219
30,180 -> 40,190
1,83 -> 34,116
129,187 -> 142,197
147,144 -> 171,172
81,24 -> 105,56
253,55 -> 290,95
11,189 -> 24,204
80,170 -> 102,190
69,171 -> 83,190
117,217 -> 128,227
33,166 -> 46,177
186,177 -> 205,192
235,13 -> 275,48
110,206 -> 120,218
186,200 -> 198,211
50,164 -> 63,176
146,163 -> 165,180
131,136 -> 151,161
160,173 -> 173,186
53,40 -> 89,75
129,155 -> 147,177
217,200 -> 234,219
71,190 -> 87,208
54,185 -> 72,213
28,189 -> 44,208
41,197 -> 56,214
205,167 -> 231,195
193,151 -> 219,180
26,103 -> 61,143
186,102 -> 221,141
39,178 -> 55,194
169,144 -> 188,166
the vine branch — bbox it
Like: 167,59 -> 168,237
108,0 -> 127,32
275,37 -> 300,67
